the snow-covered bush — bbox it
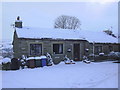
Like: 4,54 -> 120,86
64,55 -> 71,64
99,53 -> 105,56
82,55 -> 91,64
20,59 -> 26,69
108,51 -> 120,60
64,55 -> 75,64
65,60 -> 71,64
46,53 -> 53,66
21,55 -> 27,60
19,55 -> 27,69
2,57 -> 11,70
70,60 -> 75,64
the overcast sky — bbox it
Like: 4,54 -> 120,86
1,1 -> 118,41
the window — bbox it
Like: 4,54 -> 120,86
95,46 -> 102,54
53,44 -> 63,54
30,44 -> 42,56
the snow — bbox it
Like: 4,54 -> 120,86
79,30 -> 118,43
2,58 -> 11,64
0,40 -> 13,58
26,56 -> 47,60
0,42 -> 12,50
65,60 -> 71,64
99,53 -> 105,55
0,56 -> 3,65
16,27 -> 84,40
39,55 -> 47,59
35,56 -> 47,60
0,56 -> 3,59
26,57 -> 35,60
15,27 -> 118,43
2,61 -> 118,88
34,57 -> 41,60
15,20 -> 22,22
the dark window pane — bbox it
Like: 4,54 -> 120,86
53,44 -> 63,54
30,44 -> 42,56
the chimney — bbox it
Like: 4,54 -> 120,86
15,16 -> 22,28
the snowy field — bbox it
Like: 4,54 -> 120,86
2,61 -> 118,88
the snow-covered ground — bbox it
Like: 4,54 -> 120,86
0,40 -> 12,49
0,40 -> 13,59
2,61 -> 118,88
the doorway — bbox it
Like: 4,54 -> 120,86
73,43 -> 80,61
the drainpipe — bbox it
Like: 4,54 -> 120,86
93,41 -> 95,61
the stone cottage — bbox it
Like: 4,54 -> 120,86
12,17 -> 89,64
12,17 -> 119,64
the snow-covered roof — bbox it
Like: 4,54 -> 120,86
15,27 -> 118,43
16,27 -> 85,40
79,30 -> 118,43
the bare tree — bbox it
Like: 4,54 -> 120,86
54,15 -> 81,30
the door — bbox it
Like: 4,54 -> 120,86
73,44 -> 80,61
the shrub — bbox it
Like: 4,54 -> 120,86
108,52 -> 120,60
2,57 -> 11,70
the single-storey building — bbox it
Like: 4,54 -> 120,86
78,30 -> 119,55
13,17 -> 90,64
12,17 -> 120,64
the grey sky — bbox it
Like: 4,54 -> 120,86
2,2 -> 118,41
